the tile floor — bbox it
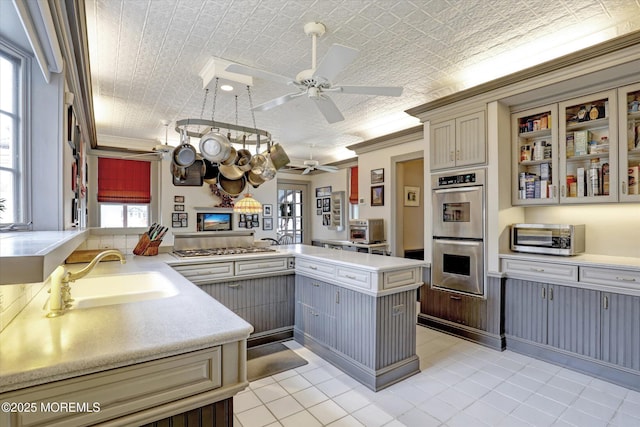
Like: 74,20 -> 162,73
233,326 -> 640,427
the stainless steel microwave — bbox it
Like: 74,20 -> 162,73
349,219 -> 384,244
510,223 -> 585,256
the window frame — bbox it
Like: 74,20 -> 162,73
99,203 -> 149,228
0,39 -> 31,226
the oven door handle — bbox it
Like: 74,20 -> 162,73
434,187 -> 481,194
433,239 -> 483,247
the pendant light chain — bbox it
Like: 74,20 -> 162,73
235,95 -> 240,144
197,88 -> 209,134
211,77 -> 220,123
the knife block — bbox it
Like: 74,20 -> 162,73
133,233 -> 162,256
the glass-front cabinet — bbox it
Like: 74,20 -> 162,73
558,90 -> 618,204
618,82 -> 640,202
512,105 -> 558,205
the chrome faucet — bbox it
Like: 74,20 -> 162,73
47,249 -> 126,318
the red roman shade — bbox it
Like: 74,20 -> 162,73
98,158 -> 151,203
349,166 -> 358,204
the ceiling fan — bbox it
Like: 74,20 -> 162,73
289,147 -> 338,175
225,22 -> 403,124
123,121 -> 174,160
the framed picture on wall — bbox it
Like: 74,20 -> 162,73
371,168 -> 384,184
263,217 -> 273,230
315,186 -> 332,197
404,186 -> 420,207
316,198 -> 322,208
263,204 -> 272,217
174,195 -> 184,203
317,208 -> 322,215
322,197 -> 331,212
371,185 -> 384,206
174,204 -> 185,211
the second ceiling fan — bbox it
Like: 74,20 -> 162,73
226,22 -> 403,124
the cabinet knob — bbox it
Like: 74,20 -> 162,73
456,149 -> 460,160
345,274 -> 357,280
561,185 -> 566,197
530,268 -> 545,272
309,265 -> 318,270
449,295 -> 462,301
450,151 -> 454,161
622,181 -> 627,194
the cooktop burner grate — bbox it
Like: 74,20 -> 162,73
173,247 -> 277,257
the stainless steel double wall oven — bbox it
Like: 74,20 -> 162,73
431,169 -> 485,296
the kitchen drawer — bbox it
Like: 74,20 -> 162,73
383,267 -> 420,290
580,266 -> 640,289
296,258 -> 336,279
235,257 -> 289,276
2,347 -> 221,427
502,259 -> 578,282
172,262 -> 234,284
336,266 -> 371,289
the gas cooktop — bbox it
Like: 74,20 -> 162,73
173,247 -> 277,258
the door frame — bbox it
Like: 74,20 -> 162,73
390,151 -> 424,257
276,178 -> 312,245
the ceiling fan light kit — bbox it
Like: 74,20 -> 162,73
224,21 -> 404,124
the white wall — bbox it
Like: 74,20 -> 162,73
357,138 -> 426,251
308,169 -> 349,241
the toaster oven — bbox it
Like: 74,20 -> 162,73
349,219 -> 384,244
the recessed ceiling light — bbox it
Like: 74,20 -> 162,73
220,84 -> 234,91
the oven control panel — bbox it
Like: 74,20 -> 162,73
438,172 -> 476,186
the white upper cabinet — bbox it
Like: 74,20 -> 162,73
430,111 -> 486,170
559,90 -> 618,204
618,82 -> 640,203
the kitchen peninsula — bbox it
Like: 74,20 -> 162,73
0,236 -> 424,426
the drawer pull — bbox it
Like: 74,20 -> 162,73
309,266 -> 318,270
549,288 -> 554,301
616,276 -> 636,282
541,288 -> 546,299
228,283 -> 240,288
312,282 -> 320,287
345,274 -> 357,280
530,268 -> 545,272
603,295 -> 609,310
450,296 -> 462,301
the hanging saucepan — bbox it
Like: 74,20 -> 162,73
217,173 -> 247,197
171,161 -> 188,181
172,131 -> 197,167
250,135 -> 267,174
269,143 -> 290,170
235,135 -> 252,172
219,163 -> 245,181
220,132 -> 237,165
199,130 -> 231,163
247,170 -> 265,188
260,155 -> 277,181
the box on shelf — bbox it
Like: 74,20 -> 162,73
574,130 -> 591,156
576,167 -> 585,197
629,165 -> 639,195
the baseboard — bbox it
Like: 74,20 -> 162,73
294,329 -> 420,391
506,336 -> 640,392
417,314 -> 506,351
247,327 -> 294,348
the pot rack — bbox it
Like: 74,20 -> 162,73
174,118 -> 271,146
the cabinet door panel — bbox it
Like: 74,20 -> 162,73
430,119 -> 456,170
547,285 -> 600,358
456,111 -> 486,167
602,293 -> 640,370
505,279 -> 547,344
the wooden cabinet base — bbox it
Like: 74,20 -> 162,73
140,398 -> 233,427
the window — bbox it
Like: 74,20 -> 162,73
97,157 -> 150,228
277,183 -> 306,243
0,42 -> 28,225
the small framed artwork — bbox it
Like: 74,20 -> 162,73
252,214 -> 259,221
251,220 -> 260,228
263,217 -> 273,230
238,221 -> 246,228
172,212 -> 188,228
174,195 -> 184,203
263,204 -> 272,217
316,198 -> 322,209
371,168 -> 384,184
322,197 -> 331,212
322,214 -> 331,226
317,208 -> 322,216
315,186 -> 332,198
371,185 -> 384,206
174,204 -> 185,211
172,213 -> 179,221
404,186 -> 420,207
239,214 -> 246,222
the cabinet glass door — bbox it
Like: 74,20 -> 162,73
618,83 -> 640,202
559,90 -> 618,203
512,105 -> 558,205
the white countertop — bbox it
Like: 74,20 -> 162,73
500,251 -> 640,272
0,255 -> 253,394
0,229 -> 89,284
166,244 -> 428,271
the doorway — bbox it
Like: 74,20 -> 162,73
276,180 -> 310,244
390,152 -> 424,259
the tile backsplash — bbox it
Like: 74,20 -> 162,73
75,233 -> 144,254
0,281 -> 45,333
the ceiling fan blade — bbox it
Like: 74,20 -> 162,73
313,44 -> 359,82
316,165 -> 338,173
312,95 -> 344,124
302,167 -> 312,175
335,85 -> 403,96
225,63 -> 293,86
253,92 -> 304,112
